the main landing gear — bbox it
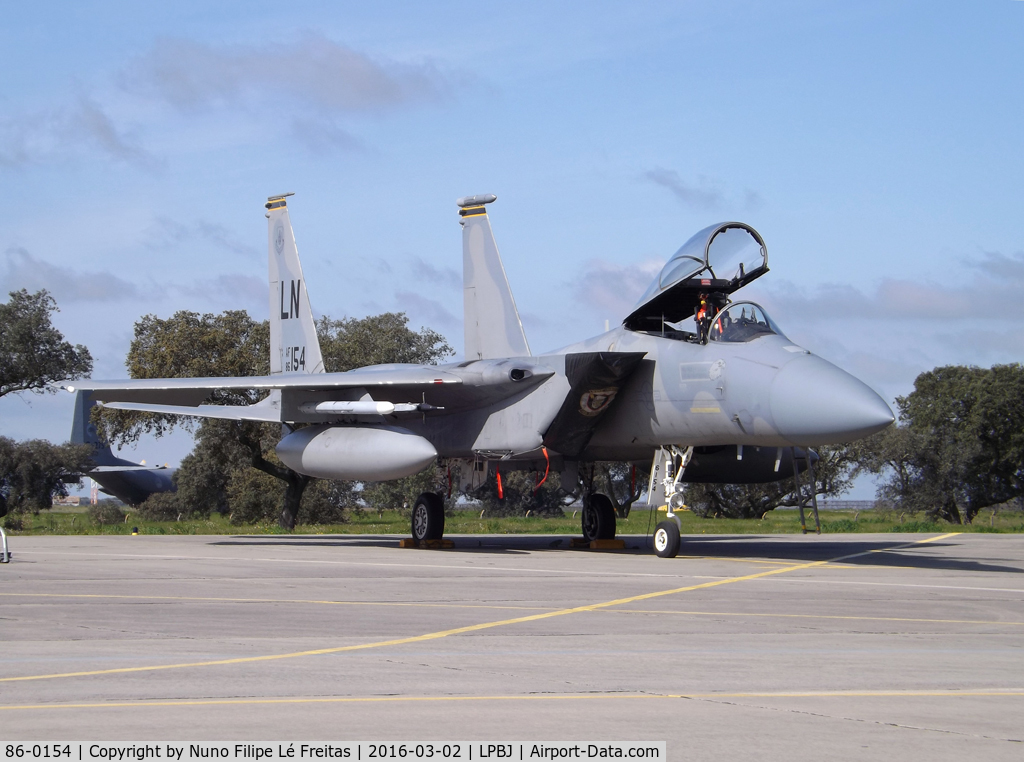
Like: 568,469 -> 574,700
575,462 -> 618,543
581,493 -> 616,542
411,492 -> 445,542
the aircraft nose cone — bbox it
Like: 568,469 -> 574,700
770,355 -> 894,445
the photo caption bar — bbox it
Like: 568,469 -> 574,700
2,744 -> 667,762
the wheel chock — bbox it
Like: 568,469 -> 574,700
569,538 -> 626,550
590,539 -> 625,549
399,538 -> 455,549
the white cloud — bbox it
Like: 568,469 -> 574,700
394,290 -> 459,328
122,35 -> 448,115
171,273 -> 266,311
645,168 -> 764,213
0,96 -> 156,170
970,249 -> 1024,282
411,257 -> 460,290
145,216 -> 259,259
571,258 -> 662,319
766,248 -> 1024,323
1,34 -> 452,170
645,168 -> 724,210
1,247 -> 270,315
1,248 -> 141,302
290,118 -> 366,154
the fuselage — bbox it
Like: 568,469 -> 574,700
366,318 -> 893,466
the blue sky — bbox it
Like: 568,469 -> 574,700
1,1 -> 1022,496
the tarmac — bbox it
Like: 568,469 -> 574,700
1,531 -> 1023,761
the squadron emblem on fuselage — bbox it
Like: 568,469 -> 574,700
579,387 -> 619,417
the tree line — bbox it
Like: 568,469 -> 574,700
2,288 -> 1023,528
1,290 -> 94,518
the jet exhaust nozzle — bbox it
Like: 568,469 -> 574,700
276,425 -> 437,481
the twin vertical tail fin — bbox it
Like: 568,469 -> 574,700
266,192 -> 527,371
458,194 -> 531,360
266,194 -> 325,375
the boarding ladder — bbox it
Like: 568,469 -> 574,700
791,447 -> 821,535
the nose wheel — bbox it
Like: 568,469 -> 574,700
411,492 -> 445,542
647,445 -> 693,558
654,520 -> 680,558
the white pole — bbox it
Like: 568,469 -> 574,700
0,525 -> 9,563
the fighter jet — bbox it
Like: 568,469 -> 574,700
70,389 -> 176,506
67,193 -> 893,556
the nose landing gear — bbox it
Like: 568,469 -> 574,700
647,446 -> 694,558
654,520 -> 680,558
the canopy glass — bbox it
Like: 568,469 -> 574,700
624,222 -> 768,330
707,301 -> 787,343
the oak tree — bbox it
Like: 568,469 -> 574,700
0,289 -> 92,399
0,436 -> 93,517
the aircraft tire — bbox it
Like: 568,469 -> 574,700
654,521 -> 680,558
412,492 -> 445,542
582,493 -> 616,542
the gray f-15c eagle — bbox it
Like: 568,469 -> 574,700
67,193 -> 893,557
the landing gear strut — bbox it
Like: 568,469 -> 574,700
647,446 -> 693,558
411,492 -> 445,542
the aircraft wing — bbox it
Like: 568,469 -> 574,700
71,365 -> 464,405
69,360 -> 555,423
94,401 -> 285,422
90,465 -> 171,472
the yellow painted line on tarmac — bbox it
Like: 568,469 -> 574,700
0,593 -> 556,613
915,532 -> 962,544
870,532 -> 961,552
0,534 -> 955,686
3,689 -> 1024,711
602,609 -> 1024,627
0,559 -> 832,683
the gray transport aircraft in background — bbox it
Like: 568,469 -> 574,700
67,194 -> 893,557
70,389 -> 176,506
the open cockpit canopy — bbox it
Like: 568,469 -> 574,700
623,222 -> 768,330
